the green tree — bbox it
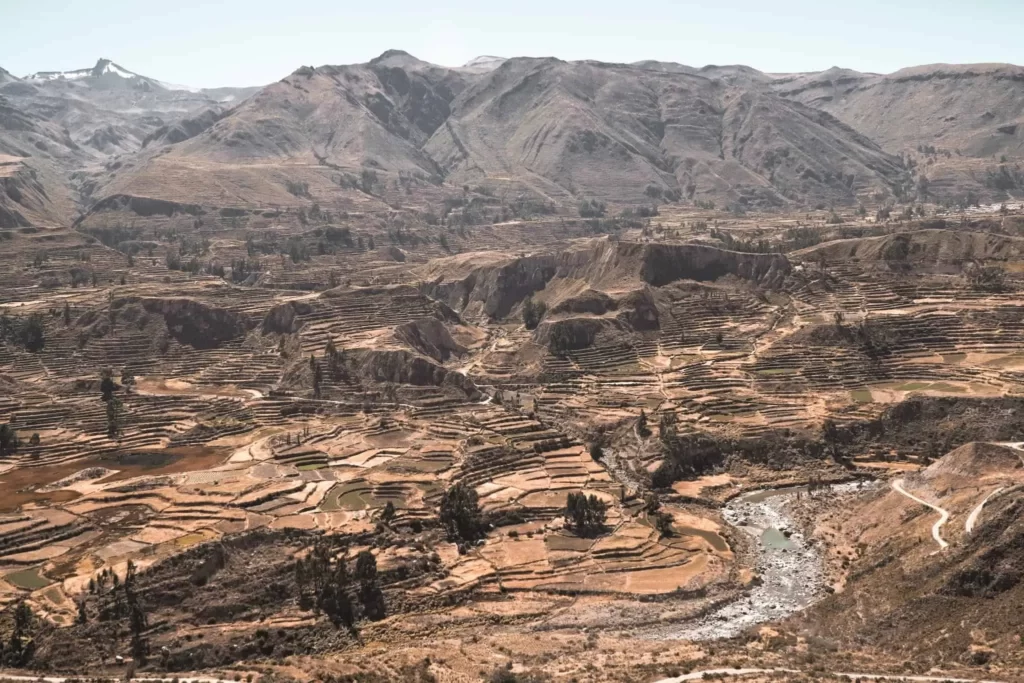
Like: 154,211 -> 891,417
106,395 -> 123,439
651,433 -> 725,488
355,550 -> 385,620
654,511 -> 674,537
100,368 -> 117,402
17,314 -> 45,352
120,560 -> 148,662
310,354 -> 324,398
0,423 -> 18,457
439,482 -> 484,543
637,409 -> 651,438
325,337 -> 347,381
380,500 -> 396,525
565,492 -> 608,537
5,601 -> 33,666
295,539 -> 356,628
578,199 -> 606,218
658,411 -> 677,441
360,169 -> 378,194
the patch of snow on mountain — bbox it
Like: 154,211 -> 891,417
155,79 -> 202,93
459,56 -> 506,73
26,68 -> 93,81
104,62 -> 138,79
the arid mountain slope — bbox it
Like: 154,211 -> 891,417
795,229 -> 1024,268
0,93 -> 83,226
775,63 -> 1024,158
425,57 -> 904,207
87,51 -> 474,211
794,442 -> 1024,670
94,53 -> 907,216
8,54 -> 1024,228
0,59 -> 260,158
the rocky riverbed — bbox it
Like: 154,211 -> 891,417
657,481 -> 873,640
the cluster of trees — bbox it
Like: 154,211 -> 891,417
0,423 -> 20,457
294,541 -> 385,628
309,355 -> 324,399
310,338 -> 352,398
86,561 -> 148,660
324,337 -> 348,382
439,482 -> 485,544
295,539 -> 355,627
651,413 -> 725,488
1,601 -> 34,666
708,228 -> 775,254
966,263 -> 1009,292
360,169 -> 379,194
286,180 -> 310,197
521,296 -> 547,330
228,257 -> 263,283
643,185 -> 682,202
165,250 -> 202,274
643,493 -> 674,537
100,369 -> 126,439
985,164 -> 1024,192
437,193 -> 556,227
578,199 -> 607,218
0,312 -> 45,352
620,205 -> 660,218
564,492 -> 607,537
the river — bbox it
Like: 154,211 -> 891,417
657,480 -> 873,640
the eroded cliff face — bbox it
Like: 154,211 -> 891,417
348,348 -> 478,397
394,317 -> 467,362
532,316 -> 630,353
77,296 -> 253,349
422,253 -> 559,320
421,238 -> 791,323
261,301 -> 314,335
638,242 -> 790,287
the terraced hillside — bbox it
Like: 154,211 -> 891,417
3,187 -> 1024,683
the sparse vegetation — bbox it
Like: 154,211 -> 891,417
5,49 -> 1024,682
965,263 -> 1008,292
578,199 -> 606,218
286,180 -> 310,197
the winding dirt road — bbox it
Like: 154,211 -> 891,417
892,478 -> 949,550
966,486 -> 1005,534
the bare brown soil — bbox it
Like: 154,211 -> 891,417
1,189 -> 1024,682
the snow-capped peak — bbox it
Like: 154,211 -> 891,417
23,58 -> 200,92
26,58 -> 138,81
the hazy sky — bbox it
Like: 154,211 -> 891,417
3,0 -> 1023,88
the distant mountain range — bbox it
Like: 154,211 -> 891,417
2,52 -> 1023,228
